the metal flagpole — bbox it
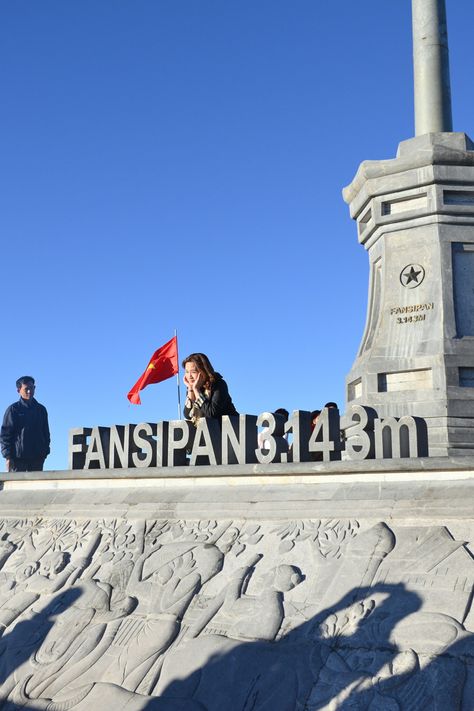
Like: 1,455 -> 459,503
175,329 -> 182,419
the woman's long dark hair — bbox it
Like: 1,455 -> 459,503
182,353 -> 217,388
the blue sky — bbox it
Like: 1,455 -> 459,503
1,1 -> 473,471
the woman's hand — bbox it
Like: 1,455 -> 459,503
189,371 -> 202,396
184,373 -> 197,401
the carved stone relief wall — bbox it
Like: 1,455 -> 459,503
0,514 -> 471,709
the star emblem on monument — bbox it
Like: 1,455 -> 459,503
400,263 -> 425,289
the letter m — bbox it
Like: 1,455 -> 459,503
374,416 -> 428,458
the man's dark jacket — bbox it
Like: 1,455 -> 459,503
0,398 -> 50,462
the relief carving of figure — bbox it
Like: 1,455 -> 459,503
0,516 -> 472,711
187,554 -> 304,642
0,526 -> 100,642
10,576 -> 135,703
154,555 -> 305,709
0,549 -> 91,639
100,541 -> 224,694
37,539 -> 225,700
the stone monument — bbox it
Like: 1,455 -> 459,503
0,460 -> 473,710
344,0 -> 474,457
0,3 -> 473,710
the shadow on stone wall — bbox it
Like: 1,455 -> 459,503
1,581 -> 472,710
153,582 -> 474,710
0,588 -> 82,710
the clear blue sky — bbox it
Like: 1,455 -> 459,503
1,1 -> 473,471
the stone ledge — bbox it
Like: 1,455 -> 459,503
2,455 -> 474,484
1,464 -> 474,522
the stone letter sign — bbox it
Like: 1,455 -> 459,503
69,407 -> 429,470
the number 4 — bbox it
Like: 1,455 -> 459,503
308,407 -> 342,462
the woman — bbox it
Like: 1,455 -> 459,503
183,353 -> 238,423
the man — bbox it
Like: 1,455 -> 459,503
0,376 -> 50,472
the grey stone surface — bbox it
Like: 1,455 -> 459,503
4,453 -> 474,482
412,0 -> 452,134
343,132 -> 474,456
0,466 -> 473,709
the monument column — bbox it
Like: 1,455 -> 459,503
412,0 -> 452,134
343,1 -> 474,456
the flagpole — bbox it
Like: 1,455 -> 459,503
175,329 -> 182,419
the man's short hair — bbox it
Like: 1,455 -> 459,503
323,401 -> 338,409
274,408 -> 289,420
16,376 -> 35,390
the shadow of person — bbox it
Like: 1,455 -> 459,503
0,586 -> 82,709
1,579 -> 472,711
315,582 -> 474,710
151,582 -> 425,711
370,620 -> 474,711
434,631 -> 474,709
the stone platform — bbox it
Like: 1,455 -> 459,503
0,459 -> 473,710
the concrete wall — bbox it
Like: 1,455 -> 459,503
0,459 -> 473,709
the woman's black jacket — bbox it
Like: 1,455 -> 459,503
183,373 -> 238,420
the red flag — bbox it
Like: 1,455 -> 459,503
127,336 -> 178,404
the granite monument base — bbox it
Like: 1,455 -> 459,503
344,132 -> 474,457
0,459 -> 473,710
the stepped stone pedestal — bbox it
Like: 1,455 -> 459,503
344,132 -> 474,456
0,461 -> 473,710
